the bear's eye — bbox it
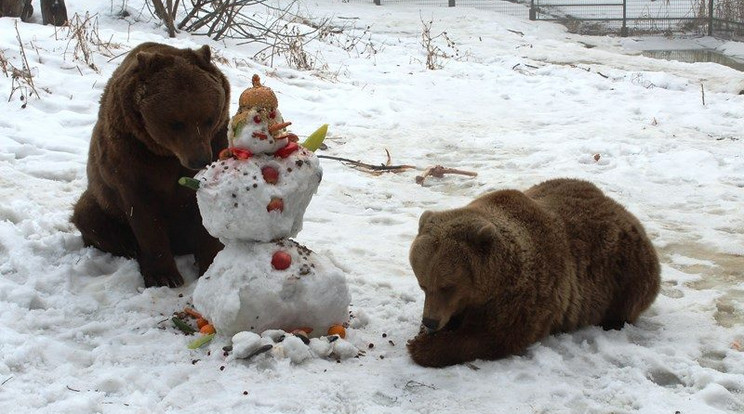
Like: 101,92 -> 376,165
171,121 -> 186,131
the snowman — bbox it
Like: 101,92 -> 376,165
190,75 -> 351,341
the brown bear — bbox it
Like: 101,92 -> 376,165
407,178 -> 661,367
72,42 -> 230,288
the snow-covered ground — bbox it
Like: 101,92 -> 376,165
1,1 -> 743,412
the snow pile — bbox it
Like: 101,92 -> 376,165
193,239 -> 350,336
229,330 -> 360,365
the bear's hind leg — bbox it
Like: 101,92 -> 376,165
601,237 -> 661,330
600,273 -> 660,330
72,190 -> 137,258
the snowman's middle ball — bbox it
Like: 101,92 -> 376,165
195,148 -> 322,242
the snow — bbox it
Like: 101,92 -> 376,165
195,149 -> 322,241
0,0 -> 743,413
193,239 -> 351,336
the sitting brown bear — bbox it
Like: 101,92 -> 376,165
72,42 -> 230,288
407,178 -> 661,367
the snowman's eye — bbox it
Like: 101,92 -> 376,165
269,111 -> 276,119
253,115 -> 262,124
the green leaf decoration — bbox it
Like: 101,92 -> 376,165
301,124 -> 328,152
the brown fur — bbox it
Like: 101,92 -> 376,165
0,0 -> 32,21
407,178 -> 661,367
72,42 -> 230,287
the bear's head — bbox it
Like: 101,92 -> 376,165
133,45 -> 228,170
409,209 -> 501,333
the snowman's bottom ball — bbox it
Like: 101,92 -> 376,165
192,240 -> 351,337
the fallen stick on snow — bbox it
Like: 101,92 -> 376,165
415,165 -> 478,186
317,150 -> 477,185
317,153 -> 415,174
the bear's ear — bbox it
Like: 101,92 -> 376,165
136,52 -> 176,74
467,221 -> 498,251
418,211 -> 435,233
195,45 -> 212,64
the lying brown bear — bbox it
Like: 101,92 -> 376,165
72,42 -> 230,287
407,178 -> 661,367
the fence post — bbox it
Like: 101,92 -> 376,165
620,0 -> 628,36
374,0 -> 381,5
529,0 -> 536,20
449,0 -> 456,6
708,0 -> 714,36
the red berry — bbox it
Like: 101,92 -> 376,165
271,251 -> 291,270
261,166 -> 279,184
274,142 -> 299,158
269,110 -> 276,119
230,148 -> 253,160
266,197 -> 284,212
253,115 -> 262,124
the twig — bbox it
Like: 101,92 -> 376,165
465,362 -> 480,371
415,165 -> 478,186
240,344 -> 274,360
403,380 -> 437,391
107,49 -> 130,63
317,155 -> 415,173
13,20 -> 39,99
701,83 -> 706,106
0,50 -> 9,76
319,150 -> 478,185
1,376 -> 12,386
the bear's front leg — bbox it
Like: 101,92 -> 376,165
125,199 -> 183,287
137,250 -> 183,288
407,330 -> 512,367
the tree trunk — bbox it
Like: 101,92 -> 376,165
41,0 -> 67,26
20,0 -> 32,21
0,0 -> 24,18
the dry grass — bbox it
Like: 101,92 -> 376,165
64,12 -> 120,73
420,16 -> 460,70
6,20 -> 38,107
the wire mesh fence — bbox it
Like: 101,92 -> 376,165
344,0 -> 530,18
354,0 -> 744,37
531,0 -> 710,36
712,0 -> 744,36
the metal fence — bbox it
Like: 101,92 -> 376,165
362,0 -> 744,37
351,0 -> 532,18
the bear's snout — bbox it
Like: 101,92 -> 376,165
422,317 -> 439,333
184,153 -> 213,170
